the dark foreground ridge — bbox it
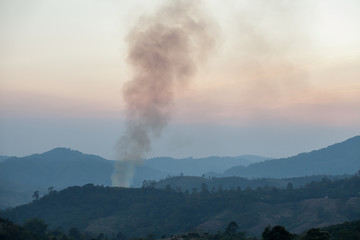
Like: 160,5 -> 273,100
1,216 -> 360,240
1,176 -> 360,238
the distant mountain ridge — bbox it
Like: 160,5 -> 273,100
0,148 -> 164,208
144,155 -> 267,176
1,135 -> 359,209
0,148 -> 114,188
0,148 -> 265,190
222,135 -> 360,178
0,148 -> 264,208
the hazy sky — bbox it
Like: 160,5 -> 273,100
1,0 -> 360,159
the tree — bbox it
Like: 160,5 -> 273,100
32,191 -> 40,201
61,235 -> 70,240
48,186 -> 54,194
142,180 -> 156,188
201,183 -> 209,194
23,218 -> 48,236
116,232 -> 126,240
223,221 -> 246,240
0,217 -> 37,240
262,226 -> 272,240
165,184 -> 173,191
68,227 -> 82,240
225,221 -> 239,235
97,232 -> 105,240
262,225 -> 295,240
301,228 -> 330,240
146,233 -> 155,240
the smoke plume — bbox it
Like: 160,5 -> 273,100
112,0 -> 215,187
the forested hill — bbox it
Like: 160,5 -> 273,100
153,174 -> 352,192
223,135 -> 360,178
0,148 -> 264,208
2,176 -> 360,238
0,148 -> 266,190
0,148 -> 166,208
0,148 -> 114,188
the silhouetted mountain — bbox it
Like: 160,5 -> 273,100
0,148 -> 166,208
1,136 -> 359,209
0,148 -> 113,188
0,148 -> 264,208
0,149 -> 265,193
222,136 -> 360,178
145,155 -> 267,176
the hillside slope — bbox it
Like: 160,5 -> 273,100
0,148 -> 114,188
2,176 -> 360,237
154,174 -> 352,192
0,148 -> 166,208
224,136 -> 360,178
0,148 -> 265,208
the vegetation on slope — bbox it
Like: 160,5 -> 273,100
153,174 -> 353,192
2,216 -> 360,240
1,176 -> 360,238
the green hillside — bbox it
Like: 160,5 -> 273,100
2,176 -> 360,238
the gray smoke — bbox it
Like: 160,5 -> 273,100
112,0 -> 216,187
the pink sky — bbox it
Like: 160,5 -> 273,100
1,0 -> 359,158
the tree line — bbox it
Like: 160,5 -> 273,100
2,217 -> 359,240
1,176 -> 359,238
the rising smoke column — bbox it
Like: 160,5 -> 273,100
112,0 -> 215,187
